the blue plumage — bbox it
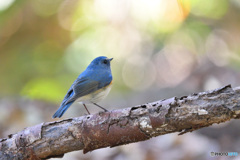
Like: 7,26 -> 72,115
52,56 -> 113,118
53,101 -> 74,118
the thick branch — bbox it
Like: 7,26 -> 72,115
1,85 -> 240,159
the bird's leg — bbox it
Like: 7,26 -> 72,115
83,103 -> 90,115
93,103 -> 108,112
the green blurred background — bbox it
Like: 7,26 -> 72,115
1,0 -> 240,159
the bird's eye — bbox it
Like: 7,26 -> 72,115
103,59 -> 108,64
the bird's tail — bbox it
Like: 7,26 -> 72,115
52,101 -> 74,118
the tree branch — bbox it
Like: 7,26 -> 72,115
1,85 -> 240,159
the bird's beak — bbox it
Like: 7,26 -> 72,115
108,58 -> 113,61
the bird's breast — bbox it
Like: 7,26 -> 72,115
76,82 -> 112,104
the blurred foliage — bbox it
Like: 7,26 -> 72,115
0,0 -> 240,103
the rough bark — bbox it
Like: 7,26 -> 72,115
1,85 -> 240,160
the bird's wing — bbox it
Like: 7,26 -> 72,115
63,77 -> 100,104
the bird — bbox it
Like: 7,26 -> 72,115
52,56 -> 113,118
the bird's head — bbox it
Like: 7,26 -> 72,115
88,56 -> 113,70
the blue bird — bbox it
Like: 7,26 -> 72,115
52,56 -> 113,118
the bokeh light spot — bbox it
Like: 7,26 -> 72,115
154,45 -> 196,87
122,55 -> 156,90
0,0 -> 15,11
